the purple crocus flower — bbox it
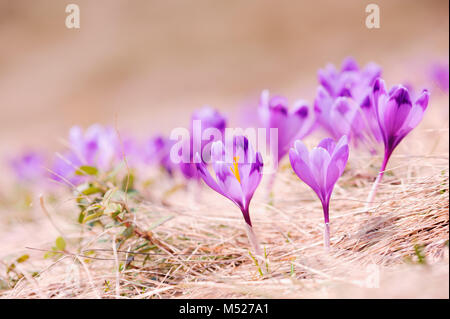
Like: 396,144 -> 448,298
50,151 -> 84,186
430,62 -> 449,92
259,90 -> 314,164
49,124 -> 119,186
289,135 -> 349,249
9,151 -> 47,183
69,124 -> 117,171
195,135 -> 264,255
315,57 -> 382,152
181,106 -> 227,180
144,135 -> 175,175
366,78 -> 430,205
114,134 -> 141,166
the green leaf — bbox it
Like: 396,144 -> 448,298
78,211 -> 86,224
81,186 -> 102,195
414,244 -> 426,264
121,173 -> 135,192
16,254 -> 29,263
43,251 -> 55,259
102,188 -> 117,207
75,165 -> 99,176
75,182 -> 102,196
104,203 -> 121,215
55,236 -> 66,251
82,211 -> 104,223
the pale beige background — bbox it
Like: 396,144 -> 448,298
0,0 -> 448,152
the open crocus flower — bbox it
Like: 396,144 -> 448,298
195,135 -> 264,255
289,136 -> 349,249
259,90 -> 314,165
366,78 -> 430,206
315,57 -> 382,152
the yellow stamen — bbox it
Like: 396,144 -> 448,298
230,156 -> 241,183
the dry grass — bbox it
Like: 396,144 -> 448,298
0,94 -> 448,299
0,132 -> 448,298
0,0 -> 447,300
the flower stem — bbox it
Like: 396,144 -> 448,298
245,223 -> 263,256
324,222 -> 330,251
244,222 -> 268,275
322,200 -> 331,250
366,151 -> 391,210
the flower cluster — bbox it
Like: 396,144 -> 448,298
314,57 -> 382,152
7,57 -> 433,254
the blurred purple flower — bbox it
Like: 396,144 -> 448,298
9,151 -> 47,183
259,90 -> 314,163
192,107 -> 226,136
289,135 -> 349,249
50,151 -> 83,186
69,124 -> 117,170
181,106 -> 227,180
179,161 -> 199,180
144,135 -> 175,175
367,78 -> 430,205
49,124 -> 122,186
430,62 -> 449,92
195,135 -> 264,254
114,135 -> 141,166
314,57 -> 382,151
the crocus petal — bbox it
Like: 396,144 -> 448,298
341,56 -> 359,72
415,89 -> 430,111
69,126 -> 85,160
330,136 -> 349,176
289,148 -> 321,197
293,139 -> 310,164
318,137 -> 336,155
325,139 -> 349,201
387,87 -> 413,133
259,91 -> 315,163
195,153 -> 225,197
291,101 -> 315,138
210,140 -> 225,162
214,161 -> 244,209
318,66 -> 336,95
362,62 -> 382,85
397,104 -> 425,140
329,97 -> 358,137
373,77 -> 387,109
240,152 -> 264,211
309,147 -> 331,196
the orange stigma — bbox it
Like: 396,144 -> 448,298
229,156 -> 241,183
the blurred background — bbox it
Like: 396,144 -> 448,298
0,0 -> 448,153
